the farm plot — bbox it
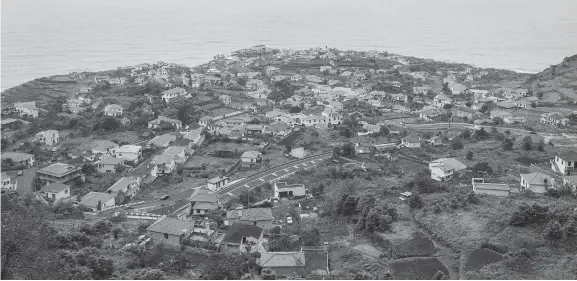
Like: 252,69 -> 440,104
302,218 -> 350,242
389,257 -> 449,280
464,248 -> 503,271
393,233 -> 436,258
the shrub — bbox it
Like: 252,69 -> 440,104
408,192 -> 424,209
132,268 -> 167,280
481,242 -> 508,254
509,204 -> 549,227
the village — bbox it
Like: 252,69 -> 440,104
1,46 -> 577,279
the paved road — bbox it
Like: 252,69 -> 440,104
217,153 -> 332,201
16,167 -> 38,195
405,122 -> 557,136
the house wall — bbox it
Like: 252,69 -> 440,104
473,188 -> 509,197
266,266 -> 305,276
243,219 -> 274,230
274,185 -> 306,198
97,163 -> 116,173
116,152 -> 140,162
46,188 -> 70,200
147,231 -> 183,245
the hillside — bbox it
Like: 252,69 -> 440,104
524,54 -> 577,102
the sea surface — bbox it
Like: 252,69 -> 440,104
2,0 -> 577,91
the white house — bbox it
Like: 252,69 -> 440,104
148,116 -> 183,130
241,151 -> 262,168
115,145 -> 142,163
104,104 -> 123,116
161,87 -> 189,103
551,152 -> 577,176
96,156 -> 124,173
149,155 -> 176,174
80,192 -> 115,213
274,182 -> 306,198
401,138 -> 421,148
207,176 -> 229,191
433,94 -> 452,108
519,172 -> 555,194
35,130 -> 59,146
14,101 -> 39,118
429,158 -> 467,182
41,182 -> 71,201
106,176 -> 141,197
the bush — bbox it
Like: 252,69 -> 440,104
408,192 -> 424,209
132,268 -> 167,280
509,204 -> 549,227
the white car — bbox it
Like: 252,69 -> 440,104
286,216 -> 293,224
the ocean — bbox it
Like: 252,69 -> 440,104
2,0 -> 577,91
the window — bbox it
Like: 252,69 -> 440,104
164,233 -> 169,239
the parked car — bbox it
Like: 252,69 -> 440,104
305,194 -> 314,200
160,195 -> 170,200
17,170 -> 23,176
286,216 -> 293,224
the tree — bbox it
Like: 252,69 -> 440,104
261,268 -> 277,280
501,138 -> 514,150
522,136 -> 533,151
289,106 -> 302,113
379,125 -> 390,136
97,116 -> 121,131
564,218 -> 577,240
465,101 -> 472,108
537,92 -> 544,99
114,164 -> 126,174
443,104 -> 454,110
543,219 -> 563,246
479,104 -> 489,113
451,139 -> 463,150
474,127 -> 488,140
408,192 -> 424,209
466,151 -> 474,160
531,101 -> 537,108
537,139 -> 545,151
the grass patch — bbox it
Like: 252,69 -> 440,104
394,233 -> 436,258
465,248 -> 503,271
389,257 -> 449,280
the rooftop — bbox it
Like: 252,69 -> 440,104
222,223 -> 263,244
37,162 -> 78,177
147,216 -> 195,236
189,188 -> 218,203
429,158 -> 467,172
207,176 -> 229,184
98,156 -> 124,165
42,183 -> 70,193
241,208 -> 274,222
80,192 -> 115,207
275,182 -> 305,189
558,151 -> 577,162
520,172 -> 553,185
116,145 -> 142,153
260,252 -> 306,268
241,151 -> 262,159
